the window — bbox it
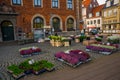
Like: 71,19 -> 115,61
108,10 -> 112,16
12,0 -> 21,5
90,4 -> 92,8
113,9 -> 117,16
94,20 -> 96,24
33,17 -> 44,28
34,0 -> 42,7
89,13 -> 92,18
104,11 -> 107,17
82,8 -> 86,16
90,20 -> 93,24
52,0 -> 58,8
114,0 -> 119,5
87,21 -> 89,25
96,12 -> 100,17
67,0 -> 73,9
67,18 -> 74,31
97,19 -> 100,24
106,1 -> 110,7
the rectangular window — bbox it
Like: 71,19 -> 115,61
34,0 -> 42,7
96,12 -> 100,17
87,21 -> 89,25
52,0 -> 58,8
104,11 -> 107,17
67,0 -> 73,9
89,13 -> 92,18
12,0 -> 21,5
108,10 -> 112,16
97,19 -> 100,24
91,21 -> 93,24
113,9 -> 117,16
114,0 -> 119,5
94,20 -> 96,24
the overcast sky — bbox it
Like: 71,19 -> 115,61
97,0 -> 106,5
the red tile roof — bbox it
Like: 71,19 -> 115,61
92,4 -> 104,17
82,0 -> 91,7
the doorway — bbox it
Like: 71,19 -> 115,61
1,21 -> 14,41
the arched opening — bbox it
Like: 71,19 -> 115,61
1,21 -> 14,41
67,18 -> 75,31
52,17 -> 61,32
33,17 -> 44,29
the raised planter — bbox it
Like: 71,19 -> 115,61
55,50 -> 91,67
32,69 -> 46,75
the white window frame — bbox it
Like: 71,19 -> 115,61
89,13 -> 92,18
33,0 -> 43,7
51,0 -> 60,9
66,0 -> 74,10
104,11 -> 107,17
108,10 -> 112,16
113,9 -> 117,16
96,12 -> 100,17
11,0 -> 23,6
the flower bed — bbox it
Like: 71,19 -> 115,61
86,44 -> 118,55
19,46 -> 42,57
54,49 -> 91,67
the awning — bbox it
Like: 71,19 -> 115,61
87,26 -> 96,28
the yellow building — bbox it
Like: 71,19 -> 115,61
102,0 -> 120,34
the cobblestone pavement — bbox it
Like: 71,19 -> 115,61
0,41 -> 119,80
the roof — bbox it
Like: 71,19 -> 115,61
82,0 -> 91,7
92,4 -> 105,17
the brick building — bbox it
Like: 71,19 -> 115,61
82,0 -> 99,31
0,0 -> 82,42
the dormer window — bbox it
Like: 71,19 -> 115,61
114,0 -> 119,5
90,4 -> 92,8
106,1 -> 110,7
96,12 -> 100,17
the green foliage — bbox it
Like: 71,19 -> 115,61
95,37 -> 102,41
44,62 -> 54,69
79,35 -> 86,42
32,61 -> 44,71
48,35 -> 62,41
19,59 -> 32,70
8,64 -> 24,75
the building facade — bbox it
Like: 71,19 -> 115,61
102,0 -> 120,34
82,0 -> 99,31
86,4 -> 104,31
0,0 -> 82,42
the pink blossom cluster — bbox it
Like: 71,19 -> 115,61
20,48 -> 41,55
55,50 -> 90,65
